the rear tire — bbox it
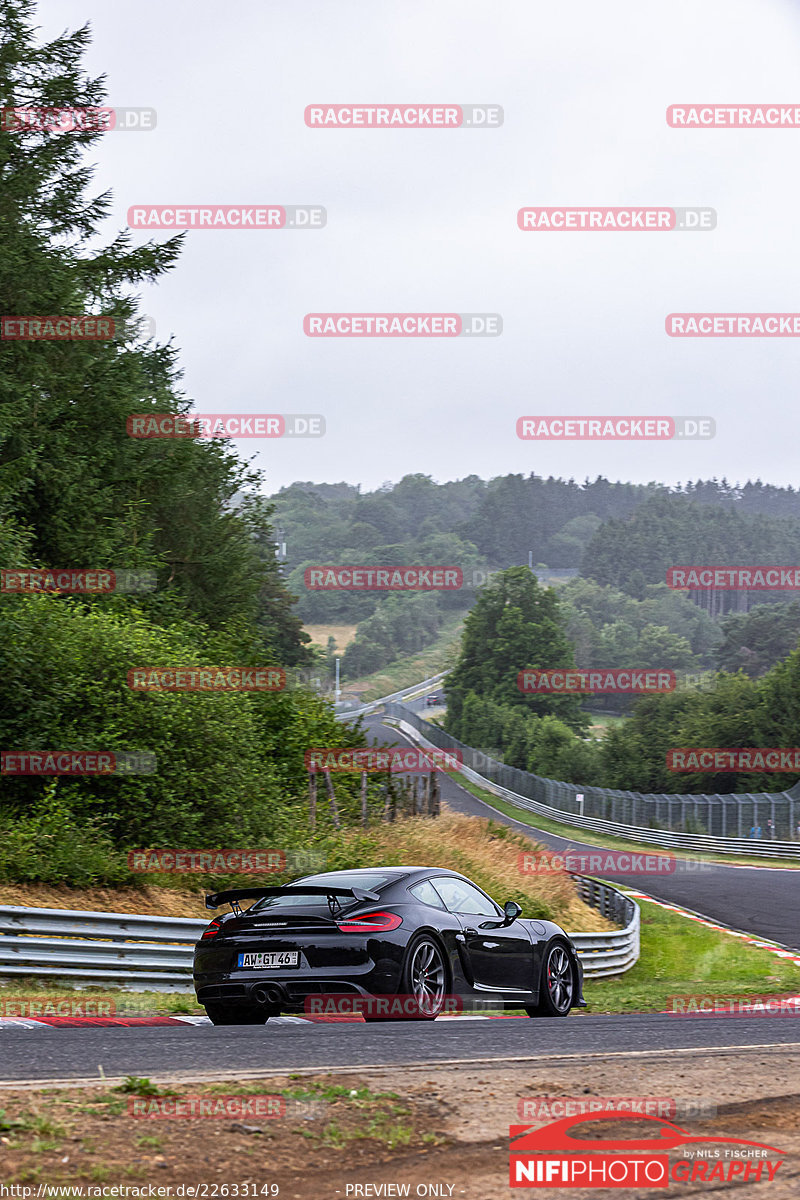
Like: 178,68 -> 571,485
525,941 -> 574,1018
400,934 -> 448,1020
203,1002 -> 270,1025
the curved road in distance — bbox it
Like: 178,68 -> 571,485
1,1015 -> 799,1085
361,711 -> 800,950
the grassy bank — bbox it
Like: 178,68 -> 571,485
0,813 -> 606,931
339,613 -> 464,702
587,892 -> 800,1012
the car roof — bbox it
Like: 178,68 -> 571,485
296,866 -> 466,882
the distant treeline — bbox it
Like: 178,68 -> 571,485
270,477 -> 800,673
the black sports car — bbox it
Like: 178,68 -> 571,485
193,866 -> 586,1024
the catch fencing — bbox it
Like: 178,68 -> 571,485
386,703 -> 800,858
0,881 -> 639,992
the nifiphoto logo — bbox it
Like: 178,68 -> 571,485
509,1111 -> 786,1188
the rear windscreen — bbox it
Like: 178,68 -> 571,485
248,873 -> 396,911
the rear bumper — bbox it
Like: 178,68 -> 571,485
195,976 -> 385,1011
193,931 -> 407,1009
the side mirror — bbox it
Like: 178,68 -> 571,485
503,900 -> 523,924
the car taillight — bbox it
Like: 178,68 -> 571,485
336,911 -> 403,933
201,919 -> 222,940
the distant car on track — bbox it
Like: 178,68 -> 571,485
194,867 -> 586,1025
425,693 -> 443,706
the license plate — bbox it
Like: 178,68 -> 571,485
238,951 -> 299,970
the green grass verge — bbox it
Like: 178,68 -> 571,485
581,893 -> 800,1013
342,613 -> 464,702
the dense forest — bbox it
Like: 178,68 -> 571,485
271,475 -> 800,680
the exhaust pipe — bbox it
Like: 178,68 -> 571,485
252,983 -> 285,1007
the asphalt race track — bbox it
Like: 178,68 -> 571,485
362,711 -> 800,950
1,707 -> 795,1087
1,1014 -> 800,1084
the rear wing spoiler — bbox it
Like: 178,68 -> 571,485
205,884 -> 380,914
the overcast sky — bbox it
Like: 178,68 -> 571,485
34,0 -> 800,494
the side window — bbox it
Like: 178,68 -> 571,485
431,877 -> 499,917
408,880 -> 447,910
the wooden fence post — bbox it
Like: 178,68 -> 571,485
308,771 -> 317,831
360,769 -> 368,827
323,769 -> 340,829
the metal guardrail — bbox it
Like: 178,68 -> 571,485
0,881 -> 639,991
387,705 -> 800,859
333,671 -> 449,722
568,879 -> 640,978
